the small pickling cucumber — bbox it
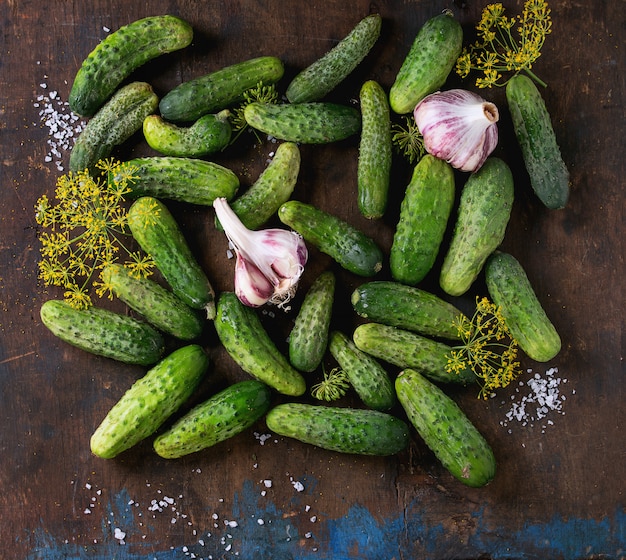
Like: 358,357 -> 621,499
110,156 -> 239,206
351,281 -> 465,341
154,380 -> 272,458
159,56 -> 285,122
69,15 -> 193,117
286,14 -> 382,104
506,74 -> 570,209
127,197 -> 216,318
485,251 -> 561,362
357,80 -> 393,219
288,271 -> 335,373
389,11 -> 463,114
265,403 -> 410,456
278,200 -> 383,277
390,155 -> 455,285
244,102 -> 361,144
101,264 -> 203,341
214,292 -> 306,396
439,157 -> 514,297
143,110 -> 232,157
69,81 -> 159,174
353,322 -> 475,385
396,368 -> 496,487
40,299 -> 164,366
329,330 -> 396,411
90,344 -> 209,459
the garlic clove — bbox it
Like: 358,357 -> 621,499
234,252 -> 275,307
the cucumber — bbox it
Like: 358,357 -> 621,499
101,264 -> 204,341
357,80 -> 392,219
389,11 -> 463,114
90,344 -> 209,459
286,14 -> 382,104
40,299 -> 164,366
265,403 -> 410,456
159,56 -> 285,122
244,102 -> 361,144
110,156 -> 239,206
329,330 -> 396,411
214,292 -> 306,396
127,197 -> 216,318
69,15 -> 193,117
278,200 -> 383,277
352,322 -> 475,385
69,81 -> 159,174
396,368 -> 496,487
351,281 -> 465,341
288,271 -> 335,372
154,380 -> 272,458
506,74 -> 570,209
485,251 -> 561,362
390,154 -> 455,285
439,157 -> 514,297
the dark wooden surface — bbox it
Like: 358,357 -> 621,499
1,1 -> 624,558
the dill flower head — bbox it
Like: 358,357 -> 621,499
310,366 -> 351,402
391,115 -> 426,165
230,81 -> 280,140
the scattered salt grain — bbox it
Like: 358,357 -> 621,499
113,527 -> 126,544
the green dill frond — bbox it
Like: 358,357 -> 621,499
391,116 -> 426,165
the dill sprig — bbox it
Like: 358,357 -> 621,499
230,81 -> 280,142
310,366 -> 351,402
391,115 -> 426,165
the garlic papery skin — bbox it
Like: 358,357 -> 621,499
413,89 -> 499,173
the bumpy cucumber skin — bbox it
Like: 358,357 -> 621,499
40,299 -> 164,366
244,102 -> 361,144
506,74 -> 570,209
358,80 -> 393,219
266,403 -> 410,456
69,82 -> 158,174
440,157 -> 514,297
278,200 -> 383,277
396,368 -> 496,487
485,251 -> 561,362
390,155 -> 455,285
90,344 -> 209,459
288,271 -> 335,373
159,56 -> 285,122
286,14 -> 382,104
112,156 -> 239,206
389,12 -> 463,114
69,15 -> 193,117
127,197 -> 216,318
102,264 -> 203,341
353,322 -> 475,385
351,281 -> 464,341
154,380 -> 272,459
329,331 -> 396,411
215,292 -> 306,396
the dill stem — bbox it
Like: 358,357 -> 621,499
522,67 -> 547,87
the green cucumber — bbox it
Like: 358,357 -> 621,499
40,299 -> 164,366
286,14 -> 382,103
265,403 -> 409,456
329,330 -> 395,411
288,271 -> 335,372
244,102 -> 361,144
278,200 -> 383,277
390,154 -> 455,285
159,56 -> 285,122
506,74 -> 570,209
69,15 -> 193,117
440,157 -> 514,297
389,11 -> 463,114
485,251 -> 561,362
357,80 -> 392,219
101,264 -> 203,341
154,380 -> 272,458
396,368 -> 496,487
214,292 -> 306,396
90,344 -> 209,459
127,197 -> 216,318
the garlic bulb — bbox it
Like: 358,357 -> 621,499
413,89 -> 499,173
